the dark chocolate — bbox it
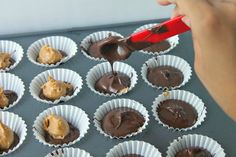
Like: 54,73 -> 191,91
142,40 -> 171,52
0,58 -> 15,70
0,90 -> 18,109
101,107 -> 145,137
147,66 -> 183,88
95,72 -> 131,94
0,133 -> 19,154
39,82 -> 74,101
157,99 -> 198,128
87,36 -> 125,60
150,25 -> 168,34
98,24 -> 170,61
123,155 -> 143,157
44,123 -> 80,145
175,147 -> 212,157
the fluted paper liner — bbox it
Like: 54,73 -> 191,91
94,98 -> 149,139
0,111 -> 27,156
0,73 -> 25,110
166,134 -> 225,157
0,40 -> 24,72
33,105 -> 90,148
106,140 -> 162,157
45,147 -> 93,157
29,68 -> 83,104
27,36 -> 77,67
141,55 -> 192,90
152,90 -> 206,131
80,31 -> 124,61
86,62 -> 137,97
133,23 -> 179,55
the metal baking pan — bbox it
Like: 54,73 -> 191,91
1,19 -> 235,157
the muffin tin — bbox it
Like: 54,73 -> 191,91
0,19 -> 235,157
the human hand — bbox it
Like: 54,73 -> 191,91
157,0 -> 236,121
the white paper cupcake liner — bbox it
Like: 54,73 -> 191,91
94,98 -> 149,139
86,62 -> 137,97
0,40 -> 24,72
133,23 -> 179,55
27,36 -> 77,67
0,73 -> 25,110
106,140 -> 162,157
29,68 -> 83,104
80,31 -> 124,61
152,90 -> 207,131
33,105 -> 90,148
45,147 -> 93,157
166,134 -> 225,157
0,111 -> 27,156
141,55 -> 192,90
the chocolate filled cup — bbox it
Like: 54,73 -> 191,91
141,55 -> 192,90
0,40 -> 24,72
106,141 -> 162,157
45,147 -> 94,157
166,134 -> 225,157
0,73 -> 25,110
133,23 -> 179,55
80,31 -> 124,61
0,111 -> 27,156
86,62 -> 137,97
27,36 -> 77,67
152,90 -> 207,131
33,105 -> 90,147
94,98 -> 149,139
29,68 -> 83,104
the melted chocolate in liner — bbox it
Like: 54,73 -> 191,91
101,107 -> 145,137
44,123 -> 80,145
99,25 -> 169,61
157,99 -> 198,129
95,72 -> 131,94
50,149 -> 65,156
91,27 -> 169,93
39,82 -> 74,102
58,50 -> 67,58
0,133 -> 19,154
175,147 -> 213,157
0,58 -> 15,70
85,36 -> 123,59
123,155 -> 144,157
147,66 -> 184,88
142,40 -> 171,52
0,90 -> 18,109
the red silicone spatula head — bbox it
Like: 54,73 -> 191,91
130,16 -> 191,44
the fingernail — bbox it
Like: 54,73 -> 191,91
182,16 -> 191,27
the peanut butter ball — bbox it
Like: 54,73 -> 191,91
0,121 -> 14,150
0,53 -> 11,69
37,45 -> 63,64
41,76 -> 73,100
43,115 -> 70,140
0,87 -> 9,108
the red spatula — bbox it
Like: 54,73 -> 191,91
100,16 -> 191,61
129,15 -> 190,44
